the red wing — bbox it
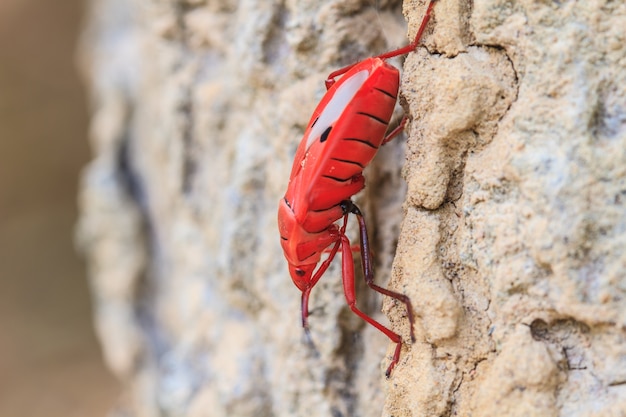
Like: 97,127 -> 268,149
285,58 -> 400,219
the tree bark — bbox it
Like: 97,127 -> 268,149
77,0 -> 626,416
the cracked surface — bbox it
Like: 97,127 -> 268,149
77,0 -> 626,416
383,1 -> 626,416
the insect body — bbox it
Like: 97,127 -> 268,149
278,0 -> 436,377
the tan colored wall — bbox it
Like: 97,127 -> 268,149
78,0 -> 626,416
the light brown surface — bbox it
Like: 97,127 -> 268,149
77,0 -> 626,416
387,1 -> 626,415
0,0 -> 120,416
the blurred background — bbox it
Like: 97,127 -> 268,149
0,0 -> 120,415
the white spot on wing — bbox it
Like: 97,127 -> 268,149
304,70 -> 369,150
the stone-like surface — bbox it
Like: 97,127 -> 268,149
77,0 -> 626,416
388,0 -> 626,416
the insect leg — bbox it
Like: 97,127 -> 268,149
346,201 -> 416,344
324,0 -> 437,89
339,229 -> 404,377
381,115 -> 408,146
323,244 -> 360,254
301,232 -> 342,332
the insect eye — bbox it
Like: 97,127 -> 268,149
295,269 -> 306,276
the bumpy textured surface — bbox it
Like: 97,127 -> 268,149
77,0 -> 626,416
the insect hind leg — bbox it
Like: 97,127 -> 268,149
338,201 -> 415,376
345,201 -> 416,343
338,230 -> 404,377
324,0 -> 437,89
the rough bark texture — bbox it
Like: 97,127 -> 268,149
77,0 -> 626,416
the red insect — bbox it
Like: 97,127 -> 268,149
278,0 -> 436,377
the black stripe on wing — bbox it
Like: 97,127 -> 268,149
357,111 -> 389,125
310,203 -> 341,213
342,137 -> 379,149
330,157 -> 365,169
374,87 -> 397,100
322,174 -> 353,182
